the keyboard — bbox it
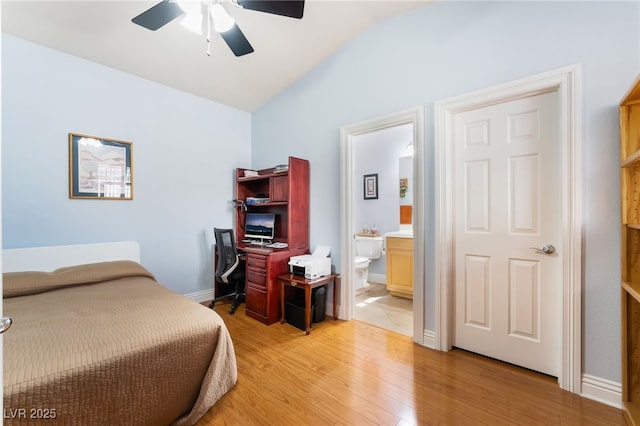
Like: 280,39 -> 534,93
242,240 -> 268,246
266,242 -> 288,249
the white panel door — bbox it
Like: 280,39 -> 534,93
453,91 -> 560,376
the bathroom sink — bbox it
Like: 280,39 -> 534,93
385,230 -> 413,238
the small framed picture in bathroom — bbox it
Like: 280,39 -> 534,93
363,173 -> 378,200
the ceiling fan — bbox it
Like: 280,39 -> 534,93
132,0 -> 305,57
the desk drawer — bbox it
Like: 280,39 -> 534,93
246,254 -> 267,269
247,268 -> 266,287
246,284 -> 267,316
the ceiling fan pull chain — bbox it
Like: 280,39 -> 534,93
206,0 -> 212,56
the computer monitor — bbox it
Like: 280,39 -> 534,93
244,212 -> 275,243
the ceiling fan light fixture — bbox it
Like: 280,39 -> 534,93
211,3 -> 234,33
177,1 -> 203,34
132,0 -> 304,57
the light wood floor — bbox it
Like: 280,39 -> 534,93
198,302 -> 624,425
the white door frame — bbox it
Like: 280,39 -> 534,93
434,65 -> 582,392
340,106 -> 425,344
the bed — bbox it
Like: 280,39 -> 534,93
2,242 -> 237,426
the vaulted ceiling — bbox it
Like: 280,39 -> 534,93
2,1 -> 431,111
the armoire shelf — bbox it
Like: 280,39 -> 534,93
621,149 -> 640,168
623,281 -> 640,304
620,74 -> 640,426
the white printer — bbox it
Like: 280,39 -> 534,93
288,246 -> 331,279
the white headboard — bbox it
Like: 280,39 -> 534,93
2,241 -> 140,273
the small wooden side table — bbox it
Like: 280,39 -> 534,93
278,273 -> 340,335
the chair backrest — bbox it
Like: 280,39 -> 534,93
214,228 -> 240,284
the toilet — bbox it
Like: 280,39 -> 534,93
354,236 -> 384,288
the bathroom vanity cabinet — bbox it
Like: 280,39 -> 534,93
385,236 -> 413,299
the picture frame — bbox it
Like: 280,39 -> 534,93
363,173 -> 378,200
69,133 -> 133,199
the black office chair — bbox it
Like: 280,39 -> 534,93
208,228 -> 246,314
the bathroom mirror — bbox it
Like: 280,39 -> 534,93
399,155 -> 413,228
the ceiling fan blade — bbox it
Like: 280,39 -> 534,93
132,1 -> 185,31
237,0 -> 304,19
220,24 -> 254,57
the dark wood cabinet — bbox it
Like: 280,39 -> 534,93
242,246 -> 306,324
235,157 -> 310,324
270,175 -> 289,202
235,156 -> 309,249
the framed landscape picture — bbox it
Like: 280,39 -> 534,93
69,133 -> 133,199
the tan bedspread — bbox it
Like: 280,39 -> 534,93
3,261 -> 237,425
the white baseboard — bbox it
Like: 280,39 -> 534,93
422,329 -> 436,349
581,374 -> 621,408
368,273 -> 386,284
184,289 -> 213,304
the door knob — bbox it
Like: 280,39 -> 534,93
530,244 -> 556,255
0,317 -> 12,334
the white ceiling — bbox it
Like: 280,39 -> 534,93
1,0 -> 431,111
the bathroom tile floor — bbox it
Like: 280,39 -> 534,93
354,283 -> 413,337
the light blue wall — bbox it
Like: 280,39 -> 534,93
2,34 -> 252,295
251,1 -> 640,383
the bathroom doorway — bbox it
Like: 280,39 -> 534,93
340,107 -> 425,344
352,124 -> 413,336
